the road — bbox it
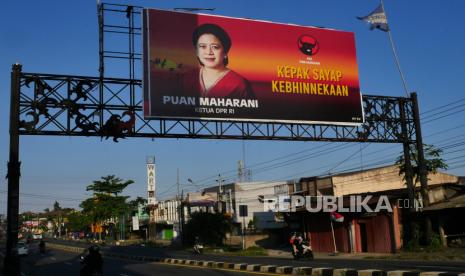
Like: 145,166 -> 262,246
49,240 -> 465,273
20,247 -> 261,276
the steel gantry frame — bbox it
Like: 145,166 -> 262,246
14,68 -> 417,143
4,3 -> 425,274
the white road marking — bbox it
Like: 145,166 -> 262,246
65,262 -> 73,266
50,257 -> 56,261
120,274 -> 131,276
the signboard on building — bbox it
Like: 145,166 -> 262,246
132,216 -> 140,231
147,156 -> 156,205
143,9 -> 363,125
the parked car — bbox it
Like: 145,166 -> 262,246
16,242 -> 28,256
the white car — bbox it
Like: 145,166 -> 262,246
16,242 -> 29,256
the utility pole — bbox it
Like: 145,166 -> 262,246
411,92 -> 432,241
216,174 -> 223,213
179,189 -> 184,245
176,169 -> 182,242
176,168 -> 180,200
399,96 -> 417,245
238,160 -> 244,182
228,189 -> 233,214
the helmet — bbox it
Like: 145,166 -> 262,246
89,245 -> 100,253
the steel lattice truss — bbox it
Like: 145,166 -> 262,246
17,72 -> 415,143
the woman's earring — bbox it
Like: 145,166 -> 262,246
224,55 -> 228,59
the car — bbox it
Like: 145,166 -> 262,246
16,242 -> 29,256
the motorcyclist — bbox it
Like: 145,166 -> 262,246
294,233 -> 304,255
193,236 -> 203,254
289,232 -> 298,255
80,245 -> 103,276
39,239 -> 46,254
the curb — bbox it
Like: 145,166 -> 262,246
47,243 -> 465,276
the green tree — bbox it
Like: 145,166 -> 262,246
53,201 -> 61,212
86,175 -> 134,196
80,175 -> 134,239
67,211 -> 91,232
396,143 -> 448,186
183,212 -> 232,246
80,193 -> 130,223
128,196 -> 147,210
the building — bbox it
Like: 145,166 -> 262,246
148,197 -> 184,240
285,165 -> 461,253
201,181 -> 287,233
422,178 -> 465,247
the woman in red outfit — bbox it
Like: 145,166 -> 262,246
183,23 -> 254,99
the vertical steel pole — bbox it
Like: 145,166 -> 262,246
399,97 -> 415,212
411,93 -> 428,206
242,216 -> 245,250
411,92 -> 433,241
330,218 -> 338,254
5,63 -> 22,275
399,96 -> 419,246
97,2 -> 104,127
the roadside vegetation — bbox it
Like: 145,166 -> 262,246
19,175 -> 145,242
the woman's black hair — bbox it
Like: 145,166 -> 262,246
192,23 -> 231,66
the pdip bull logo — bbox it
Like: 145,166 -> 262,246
298,35 -> 319,56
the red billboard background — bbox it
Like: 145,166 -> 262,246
143,9 -> 364,125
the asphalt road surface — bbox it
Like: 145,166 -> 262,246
20,247 -> 261,276
49,239 -> 465,273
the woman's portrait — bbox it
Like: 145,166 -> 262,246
181,23 -> 254,98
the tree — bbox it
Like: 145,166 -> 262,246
183,212 -> 232,246
396,143 -> 448,186
128,197 -> 148,214
53,201 -> 61,212
129,197 -> 147,208
86,175 -> 134,196
80,194 -> 129,222
80,175 -> 134,240
67,211 -> 91,233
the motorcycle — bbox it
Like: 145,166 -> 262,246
193,241 -> 204,254
80,246 -> 103,276
292,240 -> 314,260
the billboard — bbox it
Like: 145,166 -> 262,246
143,9 -> 364,125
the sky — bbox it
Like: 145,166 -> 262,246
1,0 -> 465,214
